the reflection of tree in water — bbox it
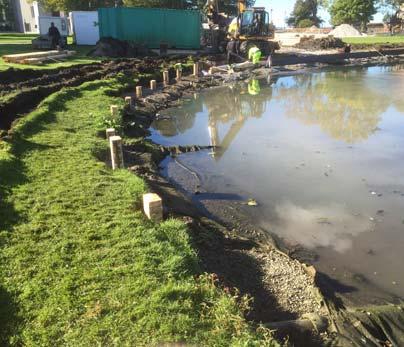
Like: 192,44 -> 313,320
153,80 -> 272,138
388,65 -> 404,113
273,70 -> 391,143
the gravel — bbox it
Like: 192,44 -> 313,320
330,24 -> 362,38
249,248 -> 324,317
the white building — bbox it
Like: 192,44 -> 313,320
12,0 -> 52,33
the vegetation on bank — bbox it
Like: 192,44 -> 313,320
0,76 -> 278,346
0,33 -> 98,71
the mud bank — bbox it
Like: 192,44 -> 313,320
0,56 -> 196,131
119,56 -> 404,346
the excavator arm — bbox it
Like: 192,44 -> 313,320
238,0 -> 247,14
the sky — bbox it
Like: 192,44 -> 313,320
254,0 -> 384,27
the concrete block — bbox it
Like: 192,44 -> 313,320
106,128 -> 116,140
109,135 -> 124,170
150,80 -> 157,90
125,96 -> 133,106
193,62 -> 199,77
163,70 -> 169,86
136,86 -> 143,98
176,68 -> 182,81
110,105 -> 118,117
143,193 -> 163,221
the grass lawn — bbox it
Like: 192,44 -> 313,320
343,35 -> 404,45
0,76 -> 277,346
0,33 -> 100,71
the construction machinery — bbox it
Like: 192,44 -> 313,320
389,5 -> 404,34
202,0 -> 278,55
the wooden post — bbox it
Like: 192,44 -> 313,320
124,96 -> 132,106
136,86 -> 143,98
193,62 -> 199,77
150,80 -> 157,90
110,105 -> 118,117
106,128 -> 116,140
109,135 -> 124,170
176,68 -> 182,81
163,70 -> 169,86
143,193 -> 163,221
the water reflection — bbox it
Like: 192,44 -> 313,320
152,65 -> 404,298
152,66 -> 404,153
272,71 -> 392,143
273,201 -> 372,253
207,79 -> 270,159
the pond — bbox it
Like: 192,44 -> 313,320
150,65 -> 404,301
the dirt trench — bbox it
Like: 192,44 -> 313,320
0,56 -> 198,131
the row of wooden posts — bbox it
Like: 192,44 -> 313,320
112,62 -> 201,110
103,63 -> 202,222
106,127 -> 163,221
107,62 -> 201,168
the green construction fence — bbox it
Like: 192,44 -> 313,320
98,7 -> 201,49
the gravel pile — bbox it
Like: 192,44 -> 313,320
249,248 -> 324,317
330,24 -> 362,38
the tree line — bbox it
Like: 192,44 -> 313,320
2,0 -> 402,30
0,0 -> 15,31
287,0 -> 403,29
34,0 -> 252,15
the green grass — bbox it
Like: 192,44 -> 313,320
0,76 -> 277,346
0,33 -> 99,71
343,35 -> 404,45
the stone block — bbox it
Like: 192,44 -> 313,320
143,193 -> 163,221
109,135 -> 124,170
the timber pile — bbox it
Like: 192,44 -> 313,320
2,50 -> 76,65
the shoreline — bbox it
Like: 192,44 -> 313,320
1,52 -> 404,345
120,56 -> 404,344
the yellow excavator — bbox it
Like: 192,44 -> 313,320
203,0 -> 278,55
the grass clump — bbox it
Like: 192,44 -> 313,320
0,77 -> 278,346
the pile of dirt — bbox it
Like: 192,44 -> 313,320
88,37 -> 153,58
295,35 -> 346,50
329,24 -> 362,38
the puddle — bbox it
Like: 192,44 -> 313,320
150,65 -> 404,300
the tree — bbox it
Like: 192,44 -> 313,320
378,0 -> 403,11
287,0 -> 322,27
330,0 -> 377,30
35,0 -> 117,12
0,0 -> 14,31
123,0 -> 254,15
122,0 -> 189,9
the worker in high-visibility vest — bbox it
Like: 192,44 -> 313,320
248,46 -> 262,65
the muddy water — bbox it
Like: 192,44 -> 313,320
150,65 -> 404,301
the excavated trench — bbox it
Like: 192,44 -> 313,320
0,57 -> 196,131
